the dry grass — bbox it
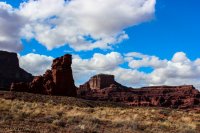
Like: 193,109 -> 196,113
0,91 -> 200,133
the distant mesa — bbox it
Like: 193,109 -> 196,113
0,50 -> 33,90
77,74 -> 200,109
79,74 -> 126,91
11,53 -> 77,97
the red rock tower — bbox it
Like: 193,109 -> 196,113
11,54 -> 77,97
52,54 -> 77,96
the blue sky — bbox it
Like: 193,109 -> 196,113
3,0 -> 200,59
1,0 -> 200,88
10,0 -> 199,59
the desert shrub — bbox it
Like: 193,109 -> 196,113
85,108 -> 95,113
89,117 -> 102,124
181,129 -> 197,133
52,119 -> 66,127
56,111 -> 63,117
66,116 -> 82,124
37,115 -> 57,123
64,106 -> 74,110
14,112 -> 30,121
159,109 -> 171,116
1,114 -> 13,121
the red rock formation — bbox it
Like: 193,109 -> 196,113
51,54 -> 77,96
78,74 -> 200,109
80,74 -> 115,90
79,74 -> 127,96
11,54 -> 77,97
0,51 -> 33,90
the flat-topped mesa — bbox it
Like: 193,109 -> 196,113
86,74 -> 115,90
78,74 -> 126,92
78,74 -> 127,97
78,74 -> 200,109
0,51 -> 19,68
0,51 -> 33,90
11,54 -> 77,97
133,85 -> 198,95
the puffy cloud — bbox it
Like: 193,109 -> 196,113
125,52 -> 167,69
72,52 -> 123,70
0,0 -> 156,52
172,52 -> 190,63
19,0 -> 156,51
18,53 -> 54,76
0,2 -> 26,52
149,54 -> 200,85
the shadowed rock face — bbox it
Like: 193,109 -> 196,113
51,54 -> 77,96
0,51 -> 33,90
11,54 -> 77,97
78,74 -> 200,109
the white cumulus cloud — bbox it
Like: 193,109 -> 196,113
0,2 -> 26,52
0,0 -> 156,52
18,53 -> 54,76
125,52 -> 168,69
19,0 -> 156,51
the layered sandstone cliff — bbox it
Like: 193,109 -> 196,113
11,54 -> 77,97
0,51 -> 33,90
78,74 -> 200,109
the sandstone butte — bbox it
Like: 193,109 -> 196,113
0,50 -> 200,108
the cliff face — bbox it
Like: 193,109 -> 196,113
51,54 -> 77,96
0,51 -> 33,90
78,74 -> 127,96
11,54 -> 77,97
80,74 -> 116,90
78,74 -> 200,109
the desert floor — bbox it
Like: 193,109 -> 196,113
0,91 -> 200,133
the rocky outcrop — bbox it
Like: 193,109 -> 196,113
0,51 -> 33,90
78,74 -> 200,109
11,54 -> 77,97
